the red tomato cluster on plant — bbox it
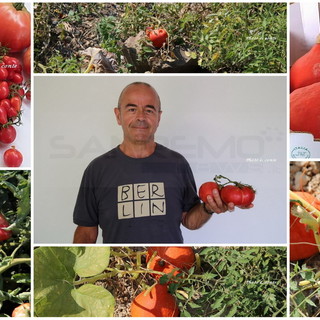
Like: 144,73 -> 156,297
199,175 -> 255,208
0,54 -> 29,167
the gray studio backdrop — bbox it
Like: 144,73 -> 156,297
34,75 -> 286,244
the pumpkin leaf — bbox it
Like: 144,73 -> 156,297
34,247 -> 114,317
74,247 -> 110,277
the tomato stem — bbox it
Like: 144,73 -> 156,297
214,174 -> 252,188
12,3 -> 26,11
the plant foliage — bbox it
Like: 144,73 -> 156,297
34,3 -> 286,73
0,171 -> 31,316
34,246 -> 286,317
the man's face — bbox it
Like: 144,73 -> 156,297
115,84 -> 162,145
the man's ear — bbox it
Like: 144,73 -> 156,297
114,107 -> 121,125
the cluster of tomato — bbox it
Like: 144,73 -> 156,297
0,2 -> 31,167
0,54 -> 30,167
199,175 -> 256,209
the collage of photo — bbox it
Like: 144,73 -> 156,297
0,1 -> 319,318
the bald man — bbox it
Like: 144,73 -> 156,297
73,82 -> 234,243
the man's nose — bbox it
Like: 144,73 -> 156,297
136,108 -> 146,120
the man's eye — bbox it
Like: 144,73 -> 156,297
146,109 -> 155,114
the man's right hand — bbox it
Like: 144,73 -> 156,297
205,189 -> 235,214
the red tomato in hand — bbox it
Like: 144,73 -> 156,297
221,185 -> 255,207
4,146 -> 23,167
290,192 -> 320,261
0,3 -> 31,52
199,182 -> 219,203
23,47 -> 31,77
0,125 -> 16,144
12,303 -> 31,317
0,212 -> 12,241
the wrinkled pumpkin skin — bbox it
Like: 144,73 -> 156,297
290,82 -> 320,139
290,35 -> 320,92
131,284 -> 179,317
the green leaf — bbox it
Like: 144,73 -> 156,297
74,247 -> 110,277
71,284 -> 115,317
34,247 -> 114,317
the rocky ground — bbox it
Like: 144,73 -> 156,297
290,161 -> 320,197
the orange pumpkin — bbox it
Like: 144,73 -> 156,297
290,82 -> 320,139
147,246 -> 195,280
290,35 -> 320,92
290,191 -> 320,261
131,284 -> 179,317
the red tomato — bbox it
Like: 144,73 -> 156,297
220,185 -> 255,207
11,72 -> 23,85
0,106 -> 8,125
0,99 -> 11,112
0,4 -> 31,52
0,81 -> 9,100
10,96 -> 22,112
147,28 -> 168,48
4,146 -> 23,167
23,47 -> 31,77
0,125 -> 16,144
7,107 -> 18,119
290,191 -> 320,261
26,91 -> 31,100
0,67 -> 8,80
198,182 -> 219,203
0,212 -> 12,241
12,303 -> 31,317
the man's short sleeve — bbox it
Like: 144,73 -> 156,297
182,161 -> 200,212
73,165 -> 99,227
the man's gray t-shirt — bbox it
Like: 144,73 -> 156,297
73,144 -> 200,243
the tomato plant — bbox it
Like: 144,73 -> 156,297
0,3 -> 31,53
0,171 -> 30,317
4,146 -> 23,167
